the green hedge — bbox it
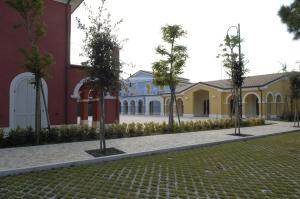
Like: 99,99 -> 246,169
0,125 -> 97,148
0,118 -> 264,148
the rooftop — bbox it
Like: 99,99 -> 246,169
161,72 -> 289,94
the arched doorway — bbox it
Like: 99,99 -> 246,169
149,101 -> 161,115
266,93 -> 273,119
123,100 -> 128,114
10,72 -> 48,129
138,100 -> 144,114
193,90 -> 209,117
130,100 -> 136,115
177,98 -> 184,116
244,93 -> 260,117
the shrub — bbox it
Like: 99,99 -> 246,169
118,123 -> 127,138
3,126 -> 35,147
0,117 -> 266,148
127,123 -> 136,137
47,127 -> 60,143
183,121 -> 193,132
160,121 -> 169,134
143,122 -> 154,135
135,123 -> 144,136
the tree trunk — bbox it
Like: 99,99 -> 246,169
99,87 -> 106,153
35,76 -> 41,145
234,86 -> 238,135
238,86 -> 241,135
168,86 -> 175,132
173,92 -> 181,125
294,98 -> 299,127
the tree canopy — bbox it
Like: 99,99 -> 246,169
77,1 -> 121,91
278,0 -> 300,40
152,25 -> 188,87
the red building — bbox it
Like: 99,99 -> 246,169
0,0 -> 119,129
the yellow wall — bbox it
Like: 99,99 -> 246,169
180,84 -> 222,117
171,77 -> 299,119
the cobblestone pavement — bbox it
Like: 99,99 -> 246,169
0,131 -> 300,198
0,121 -> 298,171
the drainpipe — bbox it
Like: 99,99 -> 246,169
64,0 -> 71,124
258,87 -> 263,119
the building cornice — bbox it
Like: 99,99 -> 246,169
53,0 -> 83,13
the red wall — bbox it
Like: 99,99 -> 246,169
0,0 -> 119,127
0,0 -> 69,127
67,66 -> 120,124
67,66 -> 86,124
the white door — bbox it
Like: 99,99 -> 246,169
12,76 -> 47,129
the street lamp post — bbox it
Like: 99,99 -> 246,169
226,24 -> 242,135
226,24 -> 241,70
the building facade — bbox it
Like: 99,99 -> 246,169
119,70 -> 190,116
163,73 -> 299,119
0,0 -> 119,129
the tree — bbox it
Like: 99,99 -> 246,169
278,0 -> 300,40
279,61 -> 288,73
6,0 -> 54,144
77,1 -> 121,153
289,72 -> 300,127
279,2 -> 300,126
152,25 -> 188,131
217,32 -> 248,135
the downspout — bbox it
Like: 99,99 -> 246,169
258,87 -> 263,119
64,0 -> 71,124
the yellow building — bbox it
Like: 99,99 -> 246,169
163,73 -> 299,119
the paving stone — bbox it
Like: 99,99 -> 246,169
0,120 -> 297,171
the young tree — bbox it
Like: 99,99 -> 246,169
289,72 -> 300,127
217,32 -> 248,135
278,0 -> 300,40
6,0 -> 54,144
77,1 -> 121,153
152,25 -> 188,131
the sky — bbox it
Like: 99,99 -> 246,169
70,0 -> 300,83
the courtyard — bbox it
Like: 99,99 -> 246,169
0,131 -> 299,198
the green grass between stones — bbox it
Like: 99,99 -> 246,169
0,131 -> 300,199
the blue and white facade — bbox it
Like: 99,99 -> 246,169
120,70 -> 190,116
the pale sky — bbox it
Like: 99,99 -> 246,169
71,0 -> 300,83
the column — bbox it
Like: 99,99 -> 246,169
92,99 -> 99,128
80,89 -> 89,125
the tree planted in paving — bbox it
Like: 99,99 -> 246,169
77,1 -> 121,153
152,25 -> 188,131
5,0 -> 54,144
217,27 -> 248,135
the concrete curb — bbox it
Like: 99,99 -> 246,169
0,128 -> 299,177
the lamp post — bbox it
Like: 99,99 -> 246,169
226,24 -> 242,135
226,24 -> 241,69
